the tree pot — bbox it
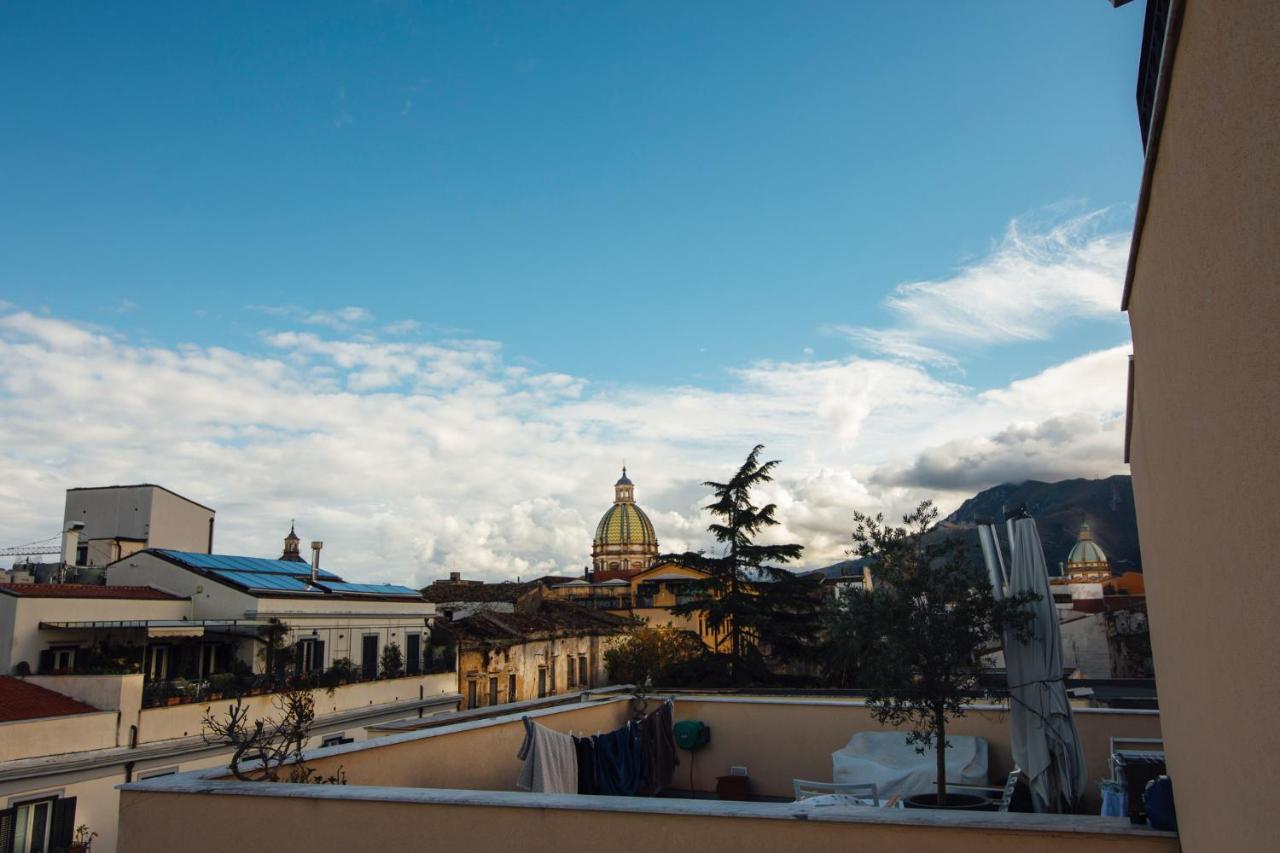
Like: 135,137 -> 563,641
904,793 -> 994,811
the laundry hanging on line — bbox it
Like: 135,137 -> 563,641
516,699 -> 679,797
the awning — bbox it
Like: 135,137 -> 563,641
147,625 -> 205,638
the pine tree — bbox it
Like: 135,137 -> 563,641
669,445 -> 815,683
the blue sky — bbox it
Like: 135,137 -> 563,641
0,2 -> 1147,580
2,1 -> 1142,388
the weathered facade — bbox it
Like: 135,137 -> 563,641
451,601 -> 629,709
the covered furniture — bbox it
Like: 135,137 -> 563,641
832,732 -> 989,799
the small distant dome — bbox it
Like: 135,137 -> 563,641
1066,522 -> 1109,574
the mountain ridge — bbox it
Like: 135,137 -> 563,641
809,474 -> 1141,579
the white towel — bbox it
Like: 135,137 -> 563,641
516,722 -> 579,794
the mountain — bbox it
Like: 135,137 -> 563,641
810,475 -> 1141,579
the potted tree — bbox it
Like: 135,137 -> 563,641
842,502 -> 1034,809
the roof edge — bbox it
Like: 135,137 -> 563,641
1121,0 -> 1186,311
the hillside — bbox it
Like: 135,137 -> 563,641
812,474 -> 1141,579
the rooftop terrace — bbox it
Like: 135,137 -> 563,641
120,692 -> 1176,853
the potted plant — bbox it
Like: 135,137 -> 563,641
839,502 -> 1035,809
69,824 -> 97,853
167,678 -> 188,705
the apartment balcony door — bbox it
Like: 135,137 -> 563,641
361,635 -> 378,680
406,633 -> 421,675
2,796 -> 76,853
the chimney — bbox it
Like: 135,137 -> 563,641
449,571 -> 461,582
310,541 -> 323,584
61,522 -> 85,567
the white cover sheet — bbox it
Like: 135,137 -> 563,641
831,731 -> 989,797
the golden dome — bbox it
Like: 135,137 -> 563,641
594,502 -> 657,547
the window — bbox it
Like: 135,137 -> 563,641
406,633 -> 421,675
146,645 -> 170,681
139,767 -> 178,780
295,639 -> 324,674
537,667 -> 547,699
321,734 -> 354,748
488,676 -> 499,706
6,795 -> 75,853
508,673 -> 517,703
361,635 -> 378,680
467,679 -> 479,709
566,656 -> 576,688
578,655 -> 589,688
51,647 -> 76,673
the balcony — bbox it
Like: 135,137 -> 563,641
119,692 -> 1175,853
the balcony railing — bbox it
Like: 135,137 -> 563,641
140,664 -> 457,708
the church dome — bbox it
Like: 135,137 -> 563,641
591,467 -> 659,577
594,502 -> 657,547
1066,523 -> 1109,571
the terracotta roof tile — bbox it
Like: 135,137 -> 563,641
0,676 -> 100,722
0,584 -> 183,600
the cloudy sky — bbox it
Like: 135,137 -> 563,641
0,3 -> 1146,582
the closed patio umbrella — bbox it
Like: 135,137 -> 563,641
1000,512 -> 1089,813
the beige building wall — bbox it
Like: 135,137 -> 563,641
0,595 -> 191,673
117,789 -> 1179,853
0,677 -> 460,853
1124,2 -> 1280,852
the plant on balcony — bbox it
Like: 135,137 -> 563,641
69,823 -> 98,853
320,657 -> 359,688
202,688 -> 341,783
379,642 -> 404,678
668,445 -> 819,684
840,501 -> 1035,808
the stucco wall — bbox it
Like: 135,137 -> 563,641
0,710 -> 119,761
0,594 -> 191,673
669,698 -> 1157,811
301,700 -> 633,790
116,789 -> 1179,853
1125,2 -> 1280,852
137,672 -> 456,742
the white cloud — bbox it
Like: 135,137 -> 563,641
849,209 -> 1130,362
0,315 -> 1129,584
0,211 -> 1134,582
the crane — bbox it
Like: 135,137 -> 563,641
0,533 -> 63,558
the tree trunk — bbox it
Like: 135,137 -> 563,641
935,708 -> 947,806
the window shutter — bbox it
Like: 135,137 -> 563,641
0,806 -> 16,853
38,649 -> 53,675
313,640 -> 325,671
49,797 -> 77,850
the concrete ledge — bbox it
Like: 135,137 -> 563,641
120,775 -> 1175,840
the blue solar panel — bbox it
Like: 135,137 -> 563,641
316,580 -> 421,598
158,550 -> 341,580
208,569 -> 322,593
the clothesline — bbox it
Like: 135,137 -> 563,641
516,699 -> 678,796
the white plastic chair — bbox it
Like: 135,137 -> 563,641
943,768 -> 1024,812
792,779 -> 879,805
